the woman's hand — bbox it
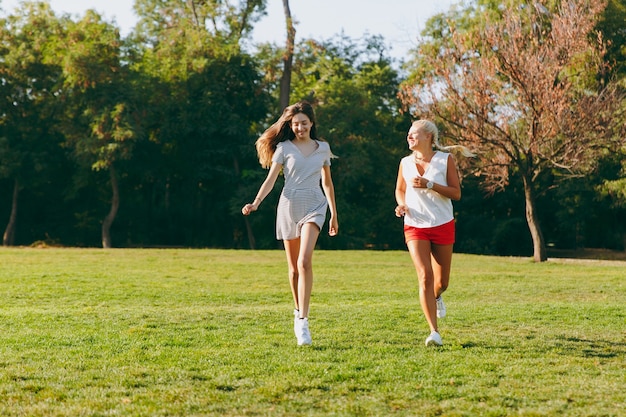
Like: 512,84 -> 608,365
395,204 -> 408,217
241,202 -> 258,216
412,176 -> 429,188
328,216 -> 339,236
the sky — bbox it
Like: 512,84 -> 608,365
1,0 -> 458,61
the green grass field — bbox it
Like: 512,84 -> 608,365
0,248 -> 624,416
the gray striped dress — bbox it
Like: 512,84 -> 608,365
272,140 -> 332,240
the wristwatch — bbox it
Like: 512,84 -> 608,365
426,181 -> 434,189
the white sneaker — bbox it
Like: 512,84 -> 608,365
425,331 -> 443,346
293,309 -> 299,339
436,296 -> 446,318
296,318 -> 312,346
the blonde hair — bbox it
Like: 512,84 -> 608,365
256,101 -> 318,169
412,120 -> 475,157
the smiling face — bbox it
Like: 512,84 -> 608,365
290,113 -> 313,140
406,125 -> 431,150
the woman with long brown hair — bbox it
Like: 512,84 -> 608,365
242,101 -> 338,346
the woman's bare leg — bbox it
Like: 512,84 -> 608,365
407,239 -> 438,332
431,243 -> 453,298
283,238 -> 301,311
294,222 -> 320,318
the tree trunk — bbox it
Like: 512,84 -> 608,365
101,166 -> 120,249
522,175 -> 547,262
3,179 -> 19,246
244,217 -> 256,249
279,0 -> 295,110
232,155 -> 256,249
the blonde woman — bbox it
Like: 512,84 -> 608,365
394,120 -> 473,346
242,101 -> 338,346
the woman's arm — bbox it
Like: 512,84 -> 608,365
395,163 -> 408,217
321,165 -> 338,236
241,162 -> 282,215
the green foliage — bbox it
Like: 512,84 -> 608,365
600,177 -> 626,208
0,0 -> 623,252
0,2 -> 65,183
57,10 -> 139,171
492,217 -> 533,256
0,248 -> 624,415
133,0 -> 266,67
597,0 -> 626,78
0,1 -> 70,244
117,0 -> 271,248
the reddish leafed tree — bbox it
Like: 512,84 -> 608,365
401,0 -> 625,262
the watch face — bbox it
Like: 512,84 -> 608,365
427,181 -> 433,189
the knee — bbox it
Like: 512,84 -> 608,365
417,270 -> 434,290
297,257 -> 313,273
419,281 -> 434,294
288,268 -> 298,280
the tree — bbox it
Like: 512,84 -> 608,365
279,0 -> 295,109
597,0 -> 626,80
56,11 -> 140,248
401,0 -> 625,261
0,2 -> 65,245
133,0 -> 266,58
596,0 -> 626,248
597,144 -> 626,251
131,0 -> 269,248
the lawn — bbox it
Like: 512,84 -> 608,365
0,248 -> 624,416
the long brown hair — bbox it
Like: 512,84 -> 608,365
256,101 -> 318,168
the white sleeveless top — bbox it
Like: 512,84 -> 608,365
400,151 -> 454,228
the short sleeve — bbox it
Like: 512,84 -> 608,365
272,142 -> 285,165
323,142 -> 332,166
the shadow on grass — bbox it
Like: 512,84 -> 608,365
456,336 -> 625,360
457,340 -> 517,350
556,336 -> 626,359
